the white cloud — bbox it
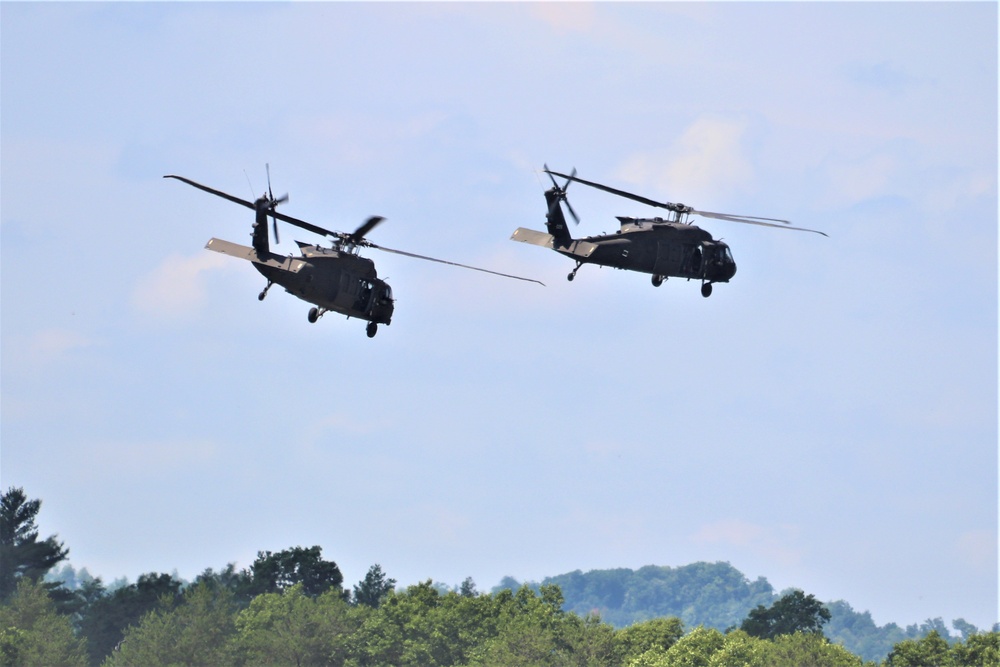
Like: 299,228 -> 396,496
528,3 -> 598,34
28,328 -> 93,362
616,117 -> 754,204
131,252 -> 228,320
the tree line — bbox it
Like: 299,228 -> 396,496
2,486 -> 997,666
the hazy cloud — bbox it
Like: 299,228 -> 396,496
692,519 -> 804,567
616,117 -> 753,203
131,252 -> 228,320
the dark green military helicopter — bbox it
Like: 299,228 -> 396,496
166,170 -> 542,337
512,167 -> 826,297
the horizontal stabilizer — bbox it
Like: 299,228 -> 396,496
205,238 -> 306,272
511,227 -> 556,248
510,228 -> 598,258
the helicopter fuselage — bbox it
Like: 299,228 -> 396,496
205,237 -> 394,327
568,217 -> 737,283
512,206 -> 737,290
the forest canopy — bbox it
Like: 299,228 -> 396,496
2,486 -> 996,667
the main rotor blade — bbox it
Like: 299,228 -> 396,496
545,170 -> 685,212
545,170 -> 826,236
694,211 -> 828,236
366,242 -> 545,286
349,216 -> 385,244
164,175 -> 256,210
266,209 -> 341,239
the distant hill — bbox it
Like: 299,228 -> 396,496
495,561 -> 773,630
492,560 -> 985,663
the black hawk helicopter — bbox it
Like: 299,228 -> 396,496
511,167 -> 826,297
165,170 -> 542,337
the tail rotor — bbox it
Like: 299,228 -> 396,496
544,163 -> 580,224
264,163 -> 289,243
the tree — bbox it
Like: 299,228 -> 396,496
708,630 -> 770,667
77,572 -> 184,665
232,583 -> 361,666
764,632 -> 866,667
0,578 -> 87,666
459,576 -> 478,598
614,617 -> 685,664
885,630 -> 954,667
952,630 -> 1000,666
740,589 -> 831,639
353,563 -> 396,608
0,487 -> 69,600
246,545 -> 345,598
659,625 -> 725,667
104,581 -> 238,667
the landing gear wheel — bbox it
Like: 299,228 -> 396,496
258,281 -> 273,301
308,307 -> 320,323
701,283 -> 713,298
652,275 -> 664,287
567,272 -> 575,282
366,322 -> 378,338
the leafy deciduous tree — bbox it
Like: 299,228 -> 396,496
103,581 -> 239,667
885,630 -> 954,667
740,589 -> 831,639
233,583 -> 359,667
247,545 -> 345,598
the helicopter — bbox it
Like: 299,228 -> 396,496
511,167 -> 826,297
165,170 -> 542,337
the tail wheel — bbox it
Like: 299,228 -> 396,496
308,307 -> 320,323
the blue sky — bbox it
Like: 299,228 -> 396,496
2,2 -> 996,630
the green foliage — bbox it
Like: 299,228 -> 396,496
0,578 -> 86,667
614,617 -> 685,663
740,589 -> 831,639
77,572 -> 183,666
104,581 -> 238,667
246,545 -> 346,598
764,632 -> 867,667
353,563 -> 396,608
952,630 -> 1000,666
824,599 -> 912,663
357,579 -> 516,666
707,630 -> 770,667
542,562 -> 775,630
468,584 -> 615,667
659,625 -> 725,667
233,583 -> 360,666
0,487 -> 69,601
885,630 -> 955,666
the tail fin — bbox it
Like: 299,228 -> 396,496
252,198 -> 270,255
544,188 -> 573,245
